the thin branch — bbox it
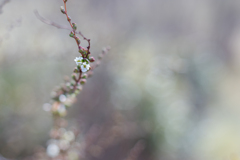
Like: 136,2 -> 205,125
62,1 -> 82,51
34,9 -> 91,51
34,10 -> 71,30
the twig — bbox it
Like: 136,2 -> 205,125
34,9 -> 91,51
34,10 -> 70,30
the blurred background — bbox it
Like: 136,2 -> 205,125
1,0 -> 240,159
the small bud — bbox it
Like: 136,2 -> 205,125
81,74 -> 88,79
77,65 -> 81,70
83,50 -> 87,55
60,6 -> 66,14
67,16 -> 71,21
69,31 -> 74,38
80,79 -> 86,85
78,49 -> 83,54
64,0 -> 68,2
89,57 -> 95,62
71,73 -> 77,80
75,36 -> 80,44
78,47 -> 87,55
73,67 -> 79,73
72,23 -> 77,30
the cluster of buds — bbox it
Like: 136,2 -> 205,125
60,0 -> 93,71
74,56 -> 93,73
42,0 -> 96,118
39,1 -> 110,159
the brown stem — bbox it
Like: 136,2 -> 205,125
73,71 -> 82,91
63,0 -> 80,50
63,0 -> 91,57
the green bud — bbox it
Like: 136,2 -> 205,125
78,49 -> 83,54
89,57 -> 95,62
72,23 -> 77,30
80,79 -> 86,85
77,65 -> 81,70
69,31 -> 74,37
81,74 -> 88,79
75,36 -> 80,44
83,50 -> 87,55
71,73 -> 77,80
73,67 -> 79,73
67,16 -> 71,21
64,0 -> 68,2
60,6 -> 66,14
78,47 -> 87,55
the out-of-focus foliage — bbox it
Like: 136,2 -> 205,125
1,0 -> 240,160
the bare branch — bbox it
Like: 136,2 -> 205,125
34,10 -> 91,49
34,10 -> 71,30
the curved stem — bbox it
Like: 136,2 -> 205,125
63,0 -> 91,56
63,0 -> 80,49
